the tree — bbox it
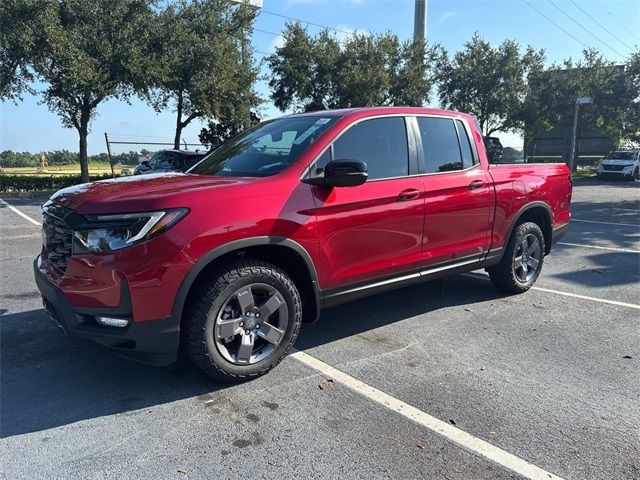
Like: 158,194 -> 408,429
436,34 -> 545,136
522,49 -> 640,155
199,111 -> 260,150
0,0 -> 46,101
145,0 -> 260,149
267,23 -> 437,112
29,0 -> 153,182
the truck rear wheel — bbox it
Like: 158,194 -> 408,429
488,222 -> 545,294
186,259 -> 302,382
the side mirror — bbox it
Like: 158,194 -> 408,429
303,160 -> 368,187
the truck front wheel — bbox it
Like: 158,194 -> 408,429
186,259 -> 302,382
488,222 -> 545,294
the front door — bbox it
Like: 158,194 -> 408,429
310,116 -> 425,290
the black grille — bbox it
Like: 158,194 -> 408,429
42,203 -> 73,273
603,164 -> 625,171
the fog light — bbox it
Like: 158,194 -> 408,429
96,316 -> 130,328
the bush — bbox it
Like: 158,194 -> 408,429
0,174 -> 115,192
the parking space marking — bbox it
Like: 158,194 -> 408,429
557,242 -> 640,254
464,273 -> 640,310
290,350 -> 564,480
0,233 -> 41,241
572,218 -> 638,228
0,198 -> 42,226
530,286 -> 640,310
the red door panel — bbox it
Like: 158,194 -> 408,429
422,167 -> 494,266
311,177 -> 425,289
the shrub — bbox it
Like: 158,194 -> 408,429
0,174 -> 115,192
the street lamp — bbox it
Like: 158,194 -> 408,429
569,96 -> 592,172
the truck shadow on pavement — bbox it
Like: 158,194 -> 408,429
1,274 -> 506,438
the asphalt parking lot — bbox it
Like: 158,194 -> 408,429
1,177 -> 639,480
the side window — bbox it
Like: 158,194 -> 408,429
332,117 -> 409,180
417,117 -> 463,173
455,120 -> 475,168
314,149 -> 331,175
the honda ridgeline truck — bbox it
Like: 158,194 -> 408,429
35,107 -> 572,381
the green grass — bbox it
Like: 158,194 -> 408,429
1,163 -> 135,176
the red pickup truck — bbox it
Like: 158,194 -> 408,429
34,107 -> 572,381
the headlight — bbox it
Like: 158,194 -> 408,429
72,208 -> 188,253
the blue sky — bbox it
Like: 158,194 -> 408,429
1,0 -> 638,154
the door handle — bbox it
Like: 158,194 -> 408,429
468,180 -> 486,190
398,188 -> 421,200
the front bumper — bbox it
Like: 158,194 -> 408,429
34,259 -> 180,366
597,168 -> 636,177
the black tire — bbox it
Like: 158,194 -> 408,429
487,222 -> 545,294
633,167 -> 639,181
186,259 -> 302,382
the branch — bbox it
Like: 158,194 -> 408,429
180,111 -> 202,128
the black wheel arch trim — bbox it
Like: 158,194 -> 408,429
171,236 -> 321,324
484,201 -> 554,265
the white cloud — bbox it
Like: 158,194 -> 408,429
438,11 -> 456,25
268,34 -> 285,53
334,24 -> 356,43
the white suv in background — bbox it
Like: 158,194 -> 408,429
597,150 -> 640,181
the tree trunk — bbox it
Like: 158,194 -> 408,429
173,123 -> 183,150
78,109 -> 90,183
174,92 -> 183,150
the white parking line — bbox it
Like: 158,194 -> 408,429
530,286 -> 640,310
0,233 -> 41,241
572,218 -> 638,228
557,242 -> 640,254
464,273 -> 640,310
0,198 -> 42,226
290,350 -> 564,480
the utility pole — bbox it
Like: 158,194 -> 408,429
413,0 -> 427,42
569,97 -> 592,172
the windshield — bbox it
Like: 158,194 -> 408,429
605,151 -> 636,160
189,116 -> 339,177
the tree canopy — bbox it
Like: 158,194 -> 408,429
145,0 -> 260,149
0,0 -> 45,101
522,48 -> 640,149
436,34 -> 545,136
266,22 -> 437,112
27,0 -> 154,182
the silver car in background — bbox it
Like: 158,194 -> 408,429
596,150 -> 640,181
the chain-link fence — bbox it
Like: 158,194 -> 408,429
104,133 -> 208,175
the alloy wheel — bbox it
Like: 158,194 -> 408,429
213,283 -> 289,365
513,233 -> 542,283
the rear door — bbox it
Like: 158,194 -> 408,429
310,116 -> 425,290
413,116 -> 494,268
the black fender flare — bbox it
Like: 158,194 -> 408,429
171,236 -> 321,323
505,201 -> 553,251
484,201 -> 554,265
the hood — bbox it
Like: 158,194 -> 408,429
601,158 -> 636,165
51,172 -> 257,214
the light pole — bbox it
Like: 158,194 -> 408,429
413,0 -> 427,42
569,96 -> 592,172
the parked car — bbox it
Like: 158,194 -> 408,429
133,149 -> 206,175
35,107 -> 572,382
596,150 -> 640,180
483,136 -> 504,163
